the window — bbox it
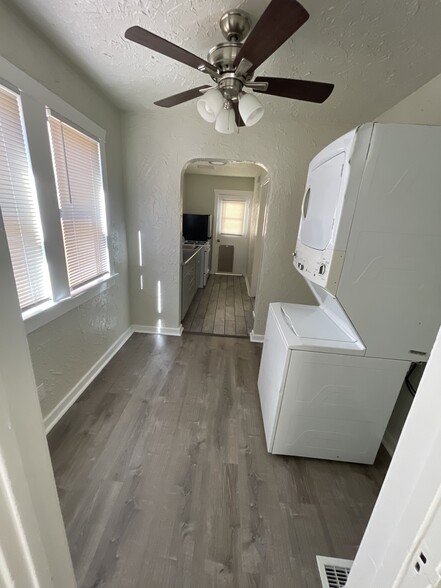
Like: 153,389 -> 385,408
0,84 -> 51,310
47,114 -> 109,290
219,199 -> 247,236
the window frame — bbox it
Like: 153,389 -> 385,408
0,59 -> 115,335
219,199 -> 248,237
0,80 -> 53,313
47,110 -> 111,292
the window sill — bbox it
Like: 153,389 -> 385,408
23,273 -> 118,335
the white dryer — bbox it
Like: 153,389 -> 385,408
258,123 -> 441,464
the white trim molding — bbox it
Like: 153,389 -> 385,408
132,324 -> 184,336
43,327 -> 132,433
250,330 -> 265,343
24,274 -> 117,335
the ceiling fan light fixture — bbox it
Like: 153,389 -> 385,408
215,107 -> 237,134
197,88 -> 224,123
239,93 -> 264,127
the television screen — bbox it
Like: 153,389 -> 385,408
183,214 -> 212,241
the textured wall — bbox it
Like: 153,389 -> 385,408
183,174 -> 255,216
123,109 -> 349,334
0,1 -> 130,418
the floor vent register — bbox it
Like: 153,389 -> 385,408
316,556 -> 353,588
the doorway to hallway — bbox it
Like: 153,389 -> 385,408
182,274 -> 254,337
180,159 -> 269,339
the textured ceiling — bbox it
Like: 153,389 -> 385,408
11,0 -> 441,124
185,160 -> 264,177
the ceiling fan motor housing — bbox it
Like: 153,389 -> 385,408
207,10 -> 254,103
207,42 -> 242,74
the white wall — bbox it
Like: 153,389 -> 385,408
0,0 -> 130,420
347,327 -> 441,588
123,110 -> 348,334
377,73 -> 441,454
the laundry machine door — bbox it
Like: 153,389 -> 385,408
299,151 -> 347,252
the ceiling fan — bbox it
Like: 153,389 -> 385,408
125,0 -> 334,134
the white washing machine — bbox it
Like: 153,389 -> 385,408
258,123 -> 441,464
258,303 -> 408,464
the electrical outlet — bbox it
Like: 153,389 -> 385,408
399,498 -> 441,588
36,383 -> 45,401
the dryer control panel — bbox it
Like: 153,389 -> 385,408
294,240 -> 344,296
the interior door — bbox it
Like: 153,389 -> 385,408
212,191 -> 252,274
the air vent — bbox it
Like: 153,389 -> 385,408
316,556 -> 353,588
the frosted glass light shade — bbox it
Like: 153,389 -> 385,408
239,93 -> 264,127
197,89 -> 224,123
215,108 -> 237,134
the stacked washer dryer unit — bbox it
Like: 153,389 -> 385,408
258,123 -> 441,464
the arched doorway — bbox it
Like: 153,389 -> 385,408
179,159 -> 269,338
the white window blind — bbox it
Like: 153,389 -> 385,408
47,114 -> 109,290
220,199 -> 247,236
0,84 -> 50,310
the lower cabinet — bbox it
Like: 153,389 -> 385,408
181,251 -> 200,319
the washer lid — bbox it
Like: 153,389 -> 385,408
280,304 -> 356,342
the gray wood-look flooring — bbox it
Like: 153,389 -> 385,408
48,333 -> 389,588
183,274 -> 254,337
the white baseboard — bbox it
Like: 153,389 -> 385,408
131,324 -> 183,336
43,327 -> 133,434
382,429 -> 398,457
250,330 -> 265,343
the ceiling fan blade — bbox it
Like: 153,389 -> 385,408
125,26 -> 218,75
253,77 -> 334,103
234,0 -> 309,73
154,85 -> 211,108
233,102 -> 245,127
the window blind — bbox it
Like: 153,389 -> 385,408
0,84 -> 50,310
220,200 -> 247,236
47,114 -> 109,290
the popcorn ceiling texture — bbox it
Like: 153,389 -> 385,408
0,1 -> 130,419
123,109 -> 348,334
9,0 -> 441,124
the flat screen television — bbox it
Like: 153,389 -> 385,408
183,214 -> 212,241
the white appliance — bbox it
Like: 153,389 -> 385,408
201,239 -> 211,287
258,123 -> 441,464
184,239 -> 211,288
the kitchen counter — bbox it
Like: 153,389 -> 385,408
182,245 -> 202,265
181,245 -> 203,319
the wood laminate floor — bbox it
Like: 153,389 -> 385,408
182,274 -> 254,337
48,333 -> 389,588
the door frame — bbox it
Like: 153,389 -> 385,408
0,212 -> 76,586
249,175 -> 270,297
212,189 -> 253,275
